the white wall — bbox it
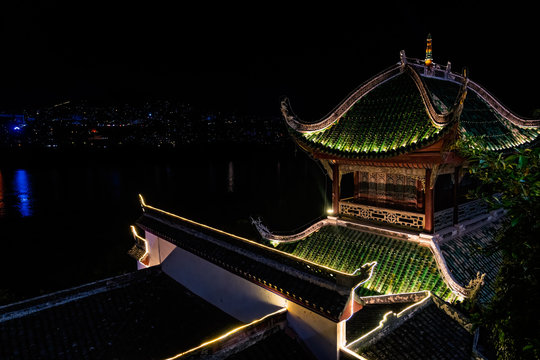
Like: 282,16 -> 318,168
161,245 -> 287,323
144,232 -> 160,267
287,301 -> 343,360
142,233 -> 344,359
157,236 -> 176,262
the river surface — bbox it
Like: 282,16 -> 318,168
0,144 -> 330,304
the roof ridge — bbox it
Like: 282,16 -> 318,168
457,73 -> 540,128
281,63 -> 403,133
345,293 -> 476,358
345,292 -> 433,351
138,200 -> 369,283
404,64 -> 468,128
0,267 -> 160,322
141,211 -> 372,293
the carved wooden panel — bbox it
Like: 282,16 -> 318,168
340,200 -> 425,229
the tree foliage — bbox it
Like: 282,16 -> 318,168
459,139 -> 540,359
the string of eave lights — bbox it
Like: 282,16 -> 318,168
130,225 -> 149,267
137,194 -> 369,278
342,291 -> 433,358
162,307 -> 288,359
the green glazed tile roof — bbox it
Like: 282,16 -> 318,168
295,73 -> 446,159
289,67 -> 539,159
423,77 -> 540,150
275,226 -> 455,300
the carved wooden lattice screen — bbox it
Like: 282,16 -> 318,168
356,171 -> 422,212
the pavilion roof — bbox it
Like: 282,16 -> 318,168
284,61 -> 540,161
424,76 -> 539,151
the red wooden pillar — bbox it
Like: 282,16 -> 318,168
424,168 -> 434,233
332,162 -> 340,215
416,179 -> 425,211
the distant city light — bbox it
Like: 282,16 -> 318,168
13,126 -> 21,131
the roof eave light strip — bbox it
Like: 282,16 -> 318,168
137,194 -> 366,278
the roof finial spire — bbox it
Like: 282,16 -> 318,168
425,33 -> 433,67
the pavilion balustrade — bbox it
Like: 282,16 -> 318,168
340,196 -> 489,232
339,198 -> 425,230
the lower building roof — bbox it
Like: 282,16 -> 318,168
224,328 -> 315,360
136,210 -> 355,321
439,221 -> 504,304
273,225 -> 455,301
345,301 -> 415,343
346,295 -> 476,360
0,266 -> 242,360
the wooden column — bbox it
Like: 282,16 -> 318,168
416,179 -> 425,211
332,162 -> 340,215
424,168 -> 434,233
353,171 -> 360,198
453,166 -> 460,225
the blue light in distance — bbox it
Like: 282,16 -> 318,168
14,169 -> 33,217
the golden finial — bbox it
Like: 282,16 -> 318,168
425,33 -> 433,67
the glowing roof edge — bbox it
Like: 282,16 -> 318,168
137,194 -> 368,280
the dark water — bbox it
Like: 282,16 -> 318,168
0,144 -> 330,304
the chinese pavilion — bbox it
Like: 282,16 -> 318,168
282,37 -> 539,234
2,36 -> 539,360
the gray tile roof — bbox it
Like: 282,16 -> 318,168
348,296 -> 475,360
439,221 -> 503,303
0,267 -> 241,360
224,328 -> 315,360
136,208 -> 370,321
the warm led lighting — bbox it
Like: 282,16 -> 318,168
130,225 -> 149,267
163,308 -> 287,359
327,208 -> 334,214
139,196 -> 365,277
341,346 -> 370,360
269,240 -> 280,248
138,193 -> 147,207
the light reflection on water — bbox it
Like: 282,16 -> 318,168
0,169 -> 35,218
13,169 -> 33,217
0,151 -> 328,229
0,149 -> 331,306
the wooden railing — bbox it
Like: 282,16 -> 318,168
339,198 -> 425,230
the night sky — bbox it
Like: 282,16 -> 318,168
1,2 -> 538,118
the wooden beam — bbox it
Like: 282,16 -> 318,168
353,171 -> 360,198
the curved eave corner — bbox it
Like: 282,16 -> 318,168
280,63 -> 405,134
282,64 -> 468,160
